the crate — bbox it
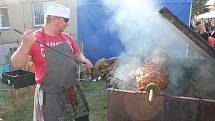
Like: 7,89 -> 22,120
2,70 -> 35,89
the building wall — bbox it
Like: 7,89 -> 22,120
0,0 -> 77,45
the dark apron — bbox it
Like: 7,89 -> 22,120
42,41 -> 89,121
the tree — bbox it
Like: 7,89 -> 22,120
192,0 -> 210,16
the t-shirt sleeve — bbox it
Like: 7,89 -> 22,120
70,38 -> 80,55
28,30 -> 43,57
62,33 -> 80,55
28,31 -> 39,56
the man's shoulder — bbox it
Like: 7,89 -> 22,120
61,32 -> 71,37
34,28 -> 43,39
34,28 -> 43,34
61,32 -> 74,41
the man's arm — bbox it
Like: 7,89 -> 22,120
11,30 -> 36,68
11,45 -> 31,68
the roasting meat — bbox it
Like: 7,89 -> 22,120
135,48 -> 168,91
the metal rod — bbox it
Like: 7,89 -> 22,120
12,28 -> 84,65
13,28 -> 141,89
149,89 -> 154,102
159,7 -> 215,60
109,75 -> 138,89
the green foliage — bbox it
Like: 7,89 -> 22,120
192,0 -> 210,15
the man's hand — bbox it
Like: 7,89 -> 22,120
11,30 -> 35,68
75,52 -> 93,68
82,59 -> 93,68
21,30 -> 36,51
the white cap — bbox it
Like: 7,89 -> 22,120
45,4 -> 70,18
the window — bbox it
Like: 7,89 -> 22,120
32,1 -> 55,26
0,6 -> 9,28
32,2 -> 46,26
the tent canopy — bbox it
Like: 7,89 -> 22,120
196,10 -> 215,19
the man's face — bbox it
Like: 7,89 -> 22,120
52,16 -> 69,33
57,17 -> 69,32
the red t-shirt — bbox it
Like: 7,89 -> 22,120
29,29 -> 80,84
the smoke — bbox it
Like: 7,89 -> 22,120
112,54 -> 141,91
102,0 -> 215,99
103,0 -> 183,55
102,0 -> 184,90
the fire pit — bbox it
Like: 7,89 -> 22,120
108,90 -> 215,121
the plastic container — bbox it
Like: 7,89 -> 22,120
0,66 -> 3,78
3,64 -> 9,73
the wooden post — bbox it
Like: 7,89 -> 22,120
11,87 -> 20,109
26,86 -> 31,102
15,88 -> 19,108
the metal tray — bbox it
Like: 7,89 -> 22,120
2,70 -> 35,89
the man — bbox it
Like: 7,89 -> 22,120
11,3 -> 93,121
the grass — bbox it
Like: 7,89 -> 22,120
0,79 -> 108,121
82,80 -> 108,121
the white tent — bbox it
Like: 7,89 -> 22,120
196,10 -> 215,19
